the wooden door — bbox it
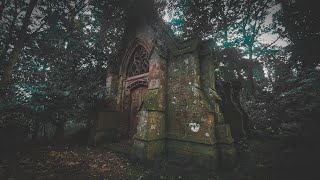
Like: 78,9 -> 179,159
129,86 -> 147,137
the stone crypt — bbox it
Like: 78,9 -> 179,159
91,1 -> 239,169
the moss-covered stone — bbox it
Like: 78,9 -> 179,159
143,89 -> 165,111
134,110 -> 165,141
168,37 -> 200,56
131,139 -> 165,163
102,21 -> 238,170
167,139 -> 219,169
215,124 -> 234,144
148,48 -> 167,91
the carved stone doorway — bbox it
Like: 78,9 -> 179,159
122,44 -> 150,138
124,75 -> 148,138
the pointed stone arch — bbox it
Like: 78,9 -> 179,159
127,45 -> 149,77
119,39 -> 152,137
119,39 -> 152,110
119,39 -> 152,79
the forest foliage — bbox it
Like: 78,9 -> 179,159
0,0 -> 319,144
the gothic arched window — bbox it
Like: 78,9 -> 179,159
127,45 -> 149,77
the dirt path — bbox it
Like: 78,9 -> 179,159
1,134 -> 319,180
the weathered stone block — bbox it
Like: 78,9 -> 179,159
167,139 -> 219,169
148,52 -> 166,90
200,52 -> 217,90
134,110 -> 165,141
215,124 -> 234,144
101,20 -> 239,170
131,139 -> 165,163
143,89 -> 165,111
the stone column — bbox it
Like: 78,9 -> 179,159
200,49 -> 236,168
131,47 -> 167,163
166,38 -> 220,169
89,64 -> 122,146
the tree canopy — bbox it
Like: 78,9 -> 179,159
0,0 -> 319,142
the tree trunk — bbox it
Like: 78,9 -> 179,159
223,18 -> 228,44
0,0 -> 38,90
247,44 -> 255,95
224,29 -> 228,43
0,6 -> 18,63
0,0 -> 5,20
31,123 -> 39,142
87,110 -> 97,146
54,121 -> 65,144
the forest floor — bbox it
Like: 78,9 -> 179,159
1,131 -> 320,180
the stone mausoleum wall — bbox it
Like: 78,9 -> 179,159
98,22 -> 237,169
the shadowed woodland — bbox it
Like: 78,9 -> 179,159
0,0 -> 320,179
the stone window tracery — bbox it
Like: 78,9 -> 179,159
127,45 -> 149,77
